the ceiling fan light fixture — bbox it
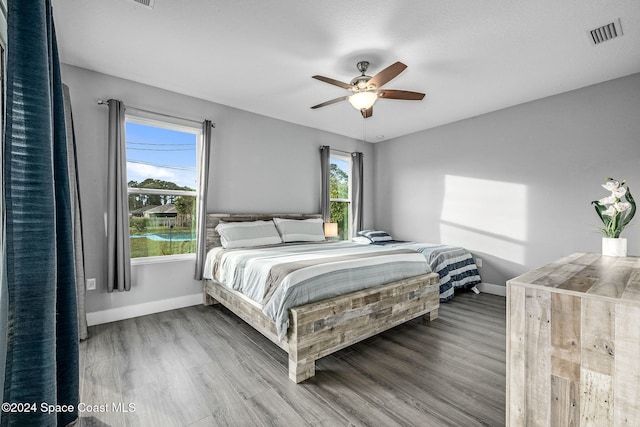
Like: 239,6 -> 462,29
312,61 -> 424,118
348,91 -> 378,110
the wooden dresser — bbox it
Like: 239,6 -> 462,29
506,252 -> 640,426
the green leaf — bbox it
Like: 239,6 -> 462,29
591,201 -> 609,226
621,187 -> 636,228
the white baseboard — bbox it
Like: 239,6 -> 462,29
476,282 -> 506,297
86,293 -> 203,326
86,283 -> 505,326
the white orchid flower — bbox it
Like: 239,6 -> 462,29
602,180 -> 620,192
599,195 -> 617,205
595,178 -> 635,238
615,202 -> 631,212
612,186 -> 627,198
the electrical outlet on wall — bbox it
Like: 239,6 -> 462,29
476,258 -> 483,268
86,278 -> 96,290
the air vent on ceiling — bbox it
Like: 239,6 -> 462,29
130,0 -> 155,8
588,18 -> 623,45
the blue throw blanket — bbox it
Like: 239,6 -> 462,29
373,241 -> 481,301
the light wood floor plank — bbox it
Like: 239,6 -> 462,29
186,361 -> 266,427
79,291 -> 506,426
337,338 -> 499,425
314,355 -> 470,426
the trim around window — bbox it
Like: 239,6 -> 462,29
329,151 -> 352,240
125,115 -> 200,262
131,253 -> 196,265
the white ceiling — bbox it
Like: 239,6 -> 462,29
52,0 -> 640,143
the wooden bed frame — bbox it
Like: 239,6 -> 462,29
202,213 -> 440,383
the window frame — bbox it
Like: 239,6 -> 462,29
329,151 -> 352,240
125,115 -> 201,264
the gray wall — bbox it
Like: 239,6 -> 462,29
61,64 -> 373,314
373,73 -> 640,286
63,63 -> 640,310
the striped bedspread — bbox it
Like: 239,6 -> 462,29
203,242 -> 430,339
373,242 -> 481,301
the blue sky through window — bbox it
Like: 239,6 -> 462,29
332,157 -> 349,175
126,122 -> 197,189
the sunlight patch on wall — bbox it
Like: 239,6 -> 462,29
440,175 -> 528,264
440,224 -> 526,264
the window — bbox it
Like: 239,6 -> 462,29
330,152 -> 351,240
125,116 -> 200,259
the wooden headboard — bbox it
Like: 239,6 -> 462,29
205,213 -> 323,252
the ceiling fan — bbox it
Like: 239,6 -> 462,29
311,61 -> 425,119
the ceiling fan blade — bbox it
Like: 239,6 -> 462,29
378,90 -> 425,100
360,106 -> 373,119
311,96 -> 349,109
367,62 -> 407,89
312,75 -> 353,90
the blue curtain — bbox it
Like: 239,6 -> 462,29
2,0 -> 79,425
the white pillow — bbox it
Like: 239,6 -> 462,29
272,218 -> 325,243
215,220 -> 282,248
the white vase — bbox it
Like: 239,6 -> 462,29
602,237 -> 627,257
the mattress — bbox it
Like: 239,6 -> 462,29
203,241 -> 430,339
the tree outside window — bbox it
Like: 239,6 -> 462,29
125,118 -> 200,259
330,154 -> 351,240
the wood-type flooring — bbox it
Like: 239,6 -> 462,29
78,291 -> 506,426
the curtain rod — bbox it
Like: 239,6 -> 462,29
97,99 -> 215,128
322,147 -> 364,156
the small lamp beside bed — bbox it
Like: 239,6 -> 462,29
323,222 -> 338,239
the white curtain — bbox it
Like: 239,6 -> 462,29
194,120 -> 213,280
107,99 -> 131,292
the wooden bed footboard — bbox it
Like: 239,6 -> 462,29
204,272 -> 440,383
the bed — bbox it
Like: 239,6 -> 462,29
354,230 -> 482,301
202,213 -> 440,383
